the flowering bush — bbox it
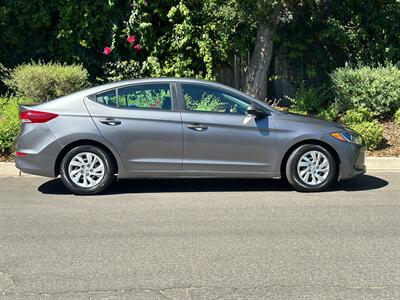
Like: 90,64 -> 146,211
97,0 -> 248,82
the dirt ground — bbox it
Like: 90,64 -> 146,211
367,120 -> 400,157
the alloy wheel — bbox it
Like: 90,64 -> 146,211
296,150 -> 330,186
68,152 -> 105,188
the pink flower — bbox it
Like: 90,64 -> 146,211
103,46 -> 112,55
127,35 -> 137,44
133,43 -> 142,52
151,100 -> 161,108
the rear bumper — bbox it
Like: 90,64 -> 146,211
14,150 -> 59,177
14,123 -> 62,178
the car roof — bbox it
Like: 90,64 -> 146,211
82,77 -> 239,95
42,77 -> 279,114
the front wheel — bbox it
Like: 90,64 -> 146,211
60,145 -> 115,195
285,144 -> 336,192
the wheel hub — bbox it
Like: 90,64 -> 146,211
68,152 -> 105,188
296,150 -> 330,186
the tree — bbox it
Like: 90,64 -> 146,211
242,1 -> 282,100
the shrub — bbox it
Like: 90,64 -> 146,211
289,84 -> 331,114
395,109 -> 400,123
349,121 -> 384,150
0,97 -> 34,154
331,64 -> 400,116
5,62 -> 89,102
316,105 -> 339,122
341,108 -> 373,124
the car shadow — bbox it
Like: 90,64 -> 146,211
38,174 -> 388,195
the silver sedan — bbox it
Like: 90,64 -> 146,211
14,78 -> 366,194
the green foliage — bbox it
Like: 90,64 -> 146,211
348,121 -> 384,150
0,0 -> 130,82
316,105 -> 339,122
331,64 -> 400,117
113,0 -> 256,80
0,97 -> 34,154
288,84 -> 331,114
5,62 -> 89,101
121,89 -> 170,109
0,63 -> 10,94
395,109 -> 400,123
341,108 -> 373,124
276,0 -> 400,83
339,107 -> 383,150
185,94 -> 222,112
100,60 -> 141,82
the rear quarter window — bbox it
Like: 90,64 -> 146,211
95,90 -> 117,107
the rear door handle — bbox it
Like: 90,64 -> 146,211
99,118 -> 121,126
186,123 -> 208,131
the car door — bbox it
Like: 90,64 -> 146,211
179,83 -> 276,174
84,83 -> 183,171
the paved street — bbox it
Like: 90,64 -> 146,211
0,172 -> 399,299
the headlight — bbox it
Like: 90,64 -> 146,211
330,131 -> 363,145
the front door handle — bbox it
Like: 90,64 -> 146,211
187,123 -> 208,131
99,118 -> 121,126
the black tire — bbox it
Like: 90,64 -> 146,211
285,144 -> 336,192
60,145 -> 115,195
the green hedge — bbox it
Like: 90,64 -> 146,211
340,108 -> 373,124
5,62 -> 89,102
0,97 -> 34,154
349,121 -> 384,150
331,64 -> 400,117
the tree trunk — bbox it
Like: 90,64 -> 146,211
244,8 -> 280,101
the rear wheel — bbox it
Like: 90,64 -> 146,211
60,145 -> 115,195
285,144 -> 336,192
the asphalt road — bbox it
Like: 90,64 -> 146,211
0,172 -> 399,299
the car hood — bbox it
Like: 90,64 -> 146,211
282,112 -> 346,130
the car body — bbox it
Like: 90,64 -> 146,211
14,78 -> 366,194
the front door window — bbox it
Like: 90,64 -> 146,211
182,84 -> 249,114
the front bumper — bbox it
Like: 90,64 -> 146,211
339,145 -> 366,180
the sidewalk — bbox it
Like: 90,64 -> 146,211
1,157 -> 399,177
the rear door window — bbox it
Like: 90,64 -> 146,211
117,84 -> 172,110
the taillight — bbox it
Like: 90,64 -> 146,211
19,110 -> 58,123
15,152 -> 27,157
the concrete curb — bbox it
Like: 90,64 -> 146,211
363,157 -> 400,172
1,157 -> 400,177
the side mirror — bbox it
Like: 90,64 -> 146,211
246,103 -> 270,118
